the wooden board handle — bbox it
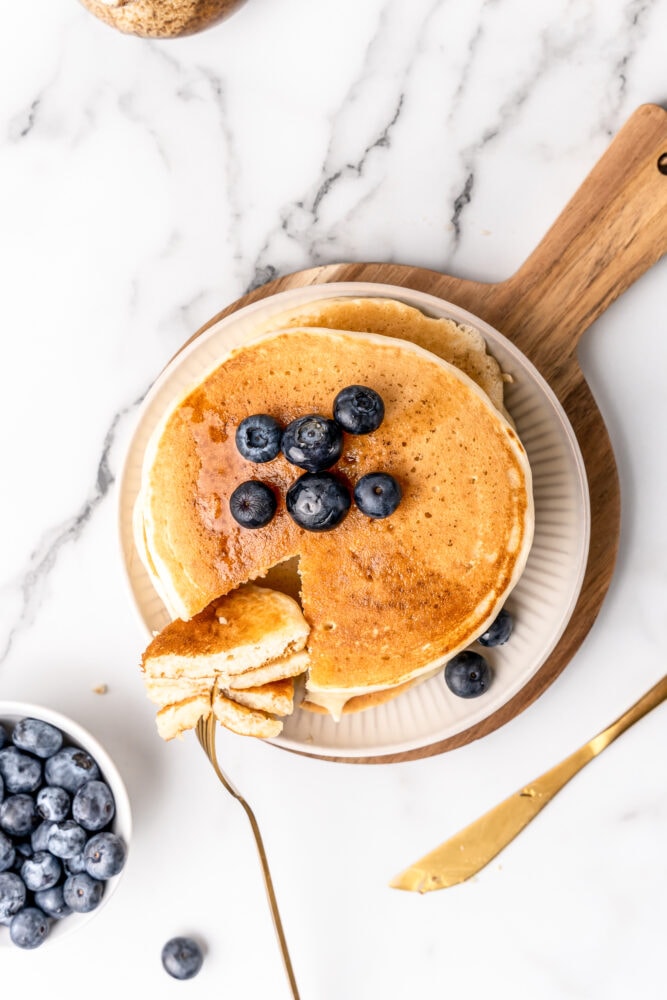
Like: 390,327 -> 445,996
499,103 -> 667,359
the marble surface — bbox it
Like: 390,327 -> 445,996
1,0 -> 666,996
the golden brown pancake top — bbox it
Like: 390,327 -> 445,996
140,328 -> 532,697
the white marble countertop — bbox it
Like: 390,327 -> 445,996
1,0 -> 666,997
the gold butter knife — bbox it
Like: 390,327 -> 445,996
390,674 -> 667,893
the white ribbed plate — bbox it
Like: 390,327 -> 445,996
118,282 -> 590,759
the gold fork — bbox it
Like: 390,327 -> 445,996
196,714 -> 301,1000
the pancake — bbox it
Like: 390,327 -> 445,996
253,296 -> 510,419
135,324 -> 534,719
141,583 -> 309,738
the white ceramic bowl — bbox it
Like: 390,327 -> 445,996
0,701 -> 132,948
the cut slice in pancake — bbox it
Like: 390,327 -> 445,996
141,584 -> 309,740
212,689 -> 283,739
156,693 -> 211,741
223,678 -> 295,716
140,584 -> 309,679
135,323 -> 534,719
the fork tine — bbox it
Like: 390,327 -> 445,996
195,714 -> 301,1000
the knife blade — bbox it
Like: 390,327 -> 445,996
389,674 -> 667,893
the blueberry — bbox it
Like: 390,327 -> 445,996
333,385 -> 385,434
0,794 -> 38,838
31,820 -> 57,852
354,472 -> 401,519
0,831 -> 15,873
0,871 -> 27,921
478,608 -> 514,647
12,718 -> 63,759
36,785 -> 70,822
235,414 -> 282,463
0,724 -> 7,750
229,481 -> 277,529
0,747 -> 42,793
44,746 -> 100,793
84,832 -> 127,880
63,872 -> 104,913
281,415 -> 343,472
21,850 -> 62,891
10,906 -> 50,949
35,885 -> 72,920
65,850 -> 86,875
286,472 -> 351,532
161,936 -> 204,980
72,780 -> 115,832
444,651 -> 492,698
47,820 -> 87,860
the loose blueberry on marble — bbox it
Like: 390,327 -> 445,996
281,415 -> 343,472
354,472 -> 402,519
84,831 -> 127,879
0,747 -> 43,794
333,385 -> 385,434
11,718 -> 63,758
0,794 -> 38,838
36,785 -> 70,822
161,936 -> 204,980
0,831 -> 15,872
229,480 -> 277,528
35,884 -> 72,920
444,651 -> 492,698
44,746 -> 100,793
235,414 -> 282,463
72,780 -> 115,831
9,906 -> 50,949
21,850 -> 62,891
0,871 -> 27,921
286,472 -> 351,532
47,820 -> 88,860
478,608 -> 514,647
63,872 -> 104,913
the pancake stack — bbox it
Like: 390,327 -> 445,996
134,297 -> 534,731
141,584 -> 309,739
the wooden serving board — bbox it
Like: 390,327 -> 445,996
187,103 -> 667,763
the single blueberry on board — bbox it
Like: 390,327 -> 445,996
0,871 -> 27,921
281,415 -> 343,472
35,884 -> 72,920
63,872 -> 104,913
9,906 -> 50,949
72,780 -> 115,832
333,385 -> 385,434
11,718 -> 63,759
444,651 -> 492,698
44,746 -> 100,793
0,794 -> 38,838
21,850 -> 62,891
0,747 -> 42,794
235,414 -> 282,463
478,608 -> 514,647
354,472 -> 402,519
36,785 -> 70,822
84,832 -> 127,880
286,472 -> 351,532
229,480 -> 277,529
161,936 -> 204,980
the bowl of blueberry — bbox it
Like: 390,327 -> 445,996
0,702 -> 131,950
